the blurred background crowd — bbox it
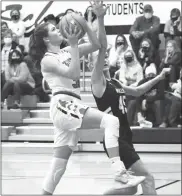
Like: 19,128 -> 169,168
1,4 -> 181,128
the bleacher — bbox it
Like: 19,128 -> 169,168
1,72 -> 181,154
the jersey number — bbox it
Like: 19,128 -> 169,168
119,96 -> 127,114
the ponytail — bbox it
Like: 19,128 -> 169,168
29,22 -> 49,64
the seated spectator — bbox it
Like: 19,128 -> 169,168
159,40 -> 181,90
1,48 -> 35,109
1,29 -> 18,90
108,34 -> 131,75
138,38 -> 160,72
116,50 -> 143,87
164,8 -> 182,48
1,21 -> 9,44
9,9 -> 26,46
129,4 -> 161,58
115,50 -> 143,120
26,43 -> 50,102
43,14 -> 60,27
135,65 -> 165,127
159,69 -> 181,128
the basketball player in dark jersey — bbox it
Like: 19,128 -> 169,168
91,8 -> 171,194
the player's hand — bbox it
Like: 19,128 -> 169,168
159,68 -> 171,80
90,1 -> 109,17
63,24 -> 81,46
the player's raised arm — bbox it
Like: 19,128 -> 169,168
91,1 -> 109,98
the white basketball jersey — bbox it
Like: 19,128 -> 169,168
41,49 -> 80,96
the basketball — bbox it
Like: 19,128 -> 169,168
59,12 -> 86,40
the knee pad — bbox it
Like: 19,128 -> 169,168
42,157 -> 67,194
100,114 -> 120,148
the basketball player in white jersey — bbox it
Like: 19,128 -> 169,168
29,1 -> 146,195
91,2 -> 171,195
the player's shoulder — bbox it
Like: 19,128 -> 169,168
110,78 -> 123,88
41,54 -> 59,70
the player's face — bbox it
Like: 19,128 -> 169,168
47,23 -> 63,45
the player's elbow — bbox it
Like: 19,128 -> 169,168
93,41 -> 101,51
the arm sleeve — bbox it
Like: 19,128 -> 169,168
129,18 -> 139,34
168,52 -> 181,66
173,25 -> 182,36
144,16 -> 160,35
5,66 -> 11,81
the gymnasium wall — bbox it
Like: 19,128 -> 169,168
1,1 -> 181,51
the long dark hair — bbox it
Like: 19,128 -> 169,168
84,6 -> 97,23
115,34 -> 128,51
29,22 -> 49,64
8,49 -> 24,66
139,38 -> 155,60
164,39 -> 181,58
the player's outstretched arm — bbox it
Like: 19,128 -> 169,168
121,68 -> 171,97
91,1 -> 109,98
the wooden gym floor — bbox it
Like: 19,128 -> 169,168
2,152 -> 181,195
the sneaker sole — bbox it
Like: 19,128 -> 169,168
115,176 -> 146,189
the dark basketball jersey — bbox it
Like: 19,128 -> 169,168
93,78 -> 132,139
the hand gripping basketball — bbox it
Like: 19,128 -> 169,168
63,24 -> 81,46
59,12 -> 87,40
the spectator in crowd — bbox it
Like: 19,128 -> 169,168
160,69 -> 182,128
1,29 -> 18,90
115,50 -> 143,121
134,64 -> 165,127
43,14 -> 60,27
159,40 -> 181,90
108,34 -> 131,76
116,50 -> 143,87
164,8 -> 182,48
26,38 -> 50,102
9,9 -> 26,46
1,21 -> 8,31
138,38 -> 160,72
16,44 -> 28,57
129,4 -> 161,58
64,8 -> 75,15
1,48 -> 35,109
1,21 -> 9,44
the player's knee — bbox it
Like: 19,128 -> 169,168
101,115 -> 120,148
101,114 -> 120,133
141,170 -> 155,183
42,158 -> 68,194
146,172 -> 155,182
